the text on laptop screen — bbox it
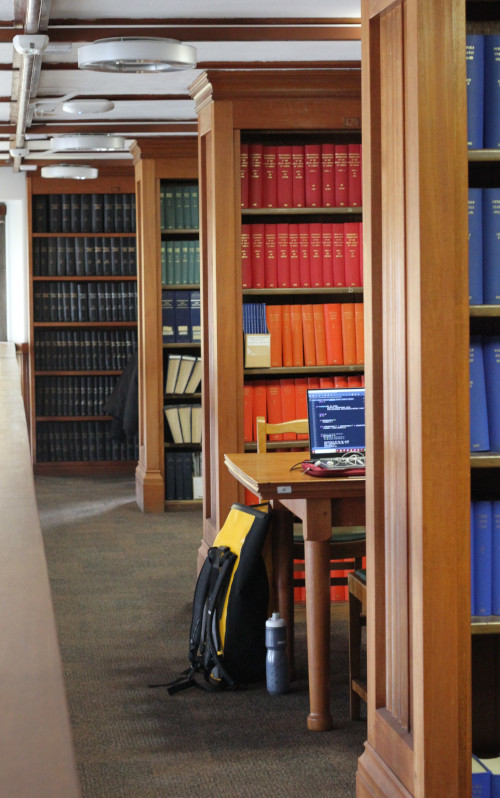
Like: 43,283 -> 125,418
307,388 -> 365,455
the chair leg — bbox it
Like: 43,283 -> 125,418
348,585 -> 362,720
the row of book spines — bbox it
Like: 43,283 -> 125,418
469,336 -> 500,452
161,239 -> 200,285
242,222 -> 363,290
165,451 -> 201,501
469,189 -> 500,305
165,355 -> 202,395
159,183 -> 199,230
466,34 -> 500,150
164,405 -> 202,445
162,290 -> 201,344
263,302 -> 364,368
471,500 -> 500,616
33,282 -> 137,323
243,375 -> 365,443
35,375 -> 118,417
32,194 -> 136,234
293,558 -> 367,603
241,143 -> 362,209
33,237 -> 137,278
36,421 -> 138,463
34,331 -> 137,372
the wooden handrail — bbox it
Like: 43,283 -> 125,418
0,342 -> 81,797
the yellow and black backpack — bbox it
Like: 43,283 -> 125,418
167,503 -> 272,693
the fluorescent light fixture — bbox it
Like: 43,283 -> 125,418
62,99 -> 114,115
78,37 -> 197,73
50,135 -> 126,152
41,164 -> 98,180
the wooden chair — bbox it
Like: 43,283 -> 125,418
348,568 -> 367,719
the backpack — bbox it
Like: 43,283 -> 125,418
166,503 -> 272,694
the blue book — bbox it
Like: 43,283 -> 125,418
174,290 -> 191,343
484,35 -> 500,149
484,337 -> 500,451
492,501 -> 500,615
189,290 -> 201,343
473,756 -> 491,798
473,500 -> 493,616
469,189 -> 483,304
467,35 -> 485,149
161,290 -> 175,344
483,189 -> 500,304
470,337 -> 491,451
471,504 -> 476,615
480,757 -> 500,798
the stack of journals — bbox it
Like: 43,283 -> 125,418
466,34 -> 500,150
468,189 -> 500,305
471,500 -> 500,617
32,193 -> 136,234
241,222 -> 363,289
34,329 -> 137,371
240,142 -> 362,209
161,239 -> 200,286
33,281 -> 137,323
32,237 -> 137,277
470,337 -> 500,452
165,355 -> 202,395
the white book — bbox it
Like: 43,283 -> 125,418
164,406 -> 183,443
174,355 -> 196,394
191,405 -> 202,443
178,405 -> 193,443
185,356 -> 202,394
165,354 -> 181,394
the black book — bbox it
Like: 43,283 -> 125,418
56,237 -> 67,276
114,195 -> 124,233
118,239 -> 127,275
87,281 -> 98,322
76,283 -> 88,322
94,237 -> 103,276
60,281 -> 71,322
110,237 -> 121,275
130,194 -> 136,232
88,422 -> 97,461
128,238 -> 137,275
80,194 -> 92,234
68,282 -> 78,322
49,196 -> 62,233
47,237 -> 57,276
96,420 -> 105,460
91,194 -> 104,233
122,193 -> 132,232
84,331 -> 93,370
119,281 -> 128,321
50,282 -> 60,321
73,331 -> 82,372
65,238 -> 76,276
70,195 -> 81,233
102,237 -> 111,275
33,195 -> 49,232
183,451 -> 194,499
103,194 -> 115,232
97,283 -> 107,321
81,422 -> 89,461
75,237 -> 86,276
73,422 -> 82,461
32,239 -> 40,276
165,452 -> 176,500
38,238 -> 49,277
61,194 -> 71,233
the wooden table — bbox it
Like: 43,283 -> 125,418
224,451 -> 365,731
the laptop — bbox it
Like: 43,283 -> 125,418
304,387 -> 366,474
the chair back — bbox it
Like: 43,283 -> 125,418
256,416 -> 309,453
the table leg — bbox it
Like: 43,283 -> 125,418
270,505 -> 295,679
304,537 -> 333,730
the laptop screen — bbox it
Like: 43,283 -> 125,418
307,387 -> 365,457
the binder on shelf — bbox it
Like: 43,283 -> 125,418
466,35 -> 485,150
468,188 -> 483,305
470,336 -> 490,452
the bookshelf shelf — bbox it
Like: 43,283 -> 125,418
470,452 -> 500,467
161,283 -> 200,290
161,228 -> 199,235
242,206 -> 362,216
243,286 -> 363,297
469,149 -> 500,161
244,364 -> 364,377
32,231 -> 137,238
34,322 -> 137,328
471,618 -> 500,634
470,304 -> 500,317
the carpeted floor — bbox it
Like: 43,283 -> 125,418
35,474 -> 367,798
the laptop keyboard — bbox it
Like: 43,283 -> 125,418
313,452 -> 366,469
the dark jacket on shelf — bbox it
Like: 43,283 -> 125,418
103,351 -> 138,440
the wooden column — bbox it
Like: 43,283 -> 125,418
132,139 -> 198,512
358,1 -> 471,796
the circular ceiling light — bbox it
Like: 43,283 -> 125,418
50,135 -> 126,152
78,37 -> 197,73
41,164 -> 99,180
62,99 -> 115,115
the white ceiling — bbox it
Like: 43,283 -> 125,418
0,0 -> 361,169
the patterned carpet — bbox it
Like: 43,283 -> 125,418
35,474 -> 367,798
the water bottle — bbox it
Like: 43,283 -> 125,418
265,612 -> 289,695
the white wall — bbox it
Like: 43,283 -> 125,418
0,168 -> 29,343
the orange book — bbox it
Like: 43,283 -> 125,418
313,303 -> 327,366
243,383 -> 254,442
355,302 -> 364,364
281,304 -> 293,367
252,380 -> 267,441
294,378 -> 309,440
280,379 -> 296,440
334,376 -> 348,388
301,305 -> 316,366
308,376 -> 320,390
341,303 -> 357,365
323,303 -> 344,365
290,304 -> 304,366
319,376 -> 335,388
347,376 -> 363,387
265,304 -> 283,368
266,380 -> 283,440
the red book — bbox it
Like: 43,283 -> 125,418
288,223 -> 300,288
341,303 -> 357,365
355,303 -> 364,364
290,304 -> 304,366
348,143 -> 362,207
313,303 -> 327,366
262,145 -> 277,208
252,380 -> 267,441
334,144 -> 348,207
298,224 -> 311,287
264,224 -> 278,288
319,376 -> 335,388
321,143 -> 335,207
359,221 -> 364,285
344,222 -> 361,286
301,305 -> 316,366
277,145 -> 293,208
280,379 -> 297,440
304,144 -> 321,207
240,143 -> 249,209
309,223 -> 323,287
292,145 -> 305,207
334,376 -> 348,388
266,304 -> 283,368
347,376 -> 363,387
332,223 -> 346,286
250,224 -> 265,288
308,376 -> 320,390
243,383 -> 254,441
241,223 -> 252,288
277,223 -> 290,288
266,381 -> 283,440
294,378 -> 309,439
281,305 -> 293,367
321,223 -> 334,287
249,143 -> 263,208
323,303 -> 344,365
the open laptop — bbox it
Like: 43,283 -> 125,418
304,387 -> 366,474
